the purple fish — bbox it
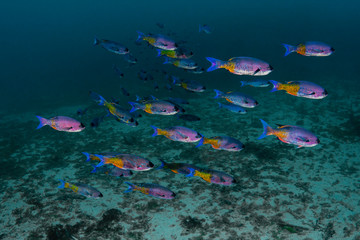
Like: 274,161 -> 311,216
206,57 -> 273,76
269,80 -> 328,99
58,180 -> 103,198
137,31 -> 177,50
214,89 -> 258,108
124,182 -> 176,199
128,100 -> 180,115
151,126 -> 202,143
36,116 -> 85,132
258,119 -> 320,148
282,41 -> 334,57
187,168 -> 236,186
197,136 -> 244,152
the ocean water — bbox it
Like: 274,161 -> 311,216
1,0 -> 359,239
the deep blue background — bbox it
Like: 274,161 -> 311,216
0,0 -> 358,113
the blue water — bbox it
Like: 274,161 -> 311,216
1,0 -> 359,239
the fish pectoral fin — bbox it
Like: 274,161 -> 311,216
253,68 -> 261,75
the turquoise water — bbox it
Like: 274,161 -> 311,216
1,1 -> 359,239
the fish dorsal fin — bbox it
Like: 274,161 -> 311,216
276,124 -> 286,128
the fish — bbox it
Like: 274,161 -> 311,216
154,81 -> 159,91
83,152 -> 154,171
137,31 -> 177,50
206,57 -> 273,76
164,57 -> 198,70
113,64 -> 124,78
36,116 -> 85,132
90,91 -> 138,126
156,22 -> 165,29
269,80 -> 328,99
187,67 -> 205,74
187,168 -> 235,185
282,41 -> 335,57
58,180 -> 103,198
93,37 -> 129,55
199,24 -> 212,34
258,119 -> 320,148
90,115 -> 105,128
172,77 -> 206,92
128,100 -> 180,115
167,97 -> 189,105
240,79 -> 271,87
124,182 -> 176,199
177,114 -> 201,122
218,103 -> 247,114
151,125 -> 202,143
197,136 -> 244,151
165,83 -> 173,91
156,48 -> 193,59
76,107 -> 88,116
214,89 -> 258,108
91,164 -> 133,177
120,86 -> 130,97
123,53 -> 137,64
157,159 -> 198,176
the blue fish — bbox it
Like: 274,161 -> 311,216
240,79 -> 271,88
218,103 -> 247,114
199,24 -> 212,34
93,37 -> 129,55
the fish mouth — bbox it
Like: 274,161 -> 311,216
99,193 -> 103,198
330,47 -> 335,52
80,123 -> 85,128
148,162 -> 154,168
269,65 -> 274,70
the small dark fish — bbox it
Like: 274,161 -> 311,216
113,64 -> 124,78
154,82 -> 159,91
77,107 -> 88,116
138,70 -> 148,81
199,24 -> 212,34
91,115 -> 105,128
91,164 -> 133,177
177,114 -> 200,122
93,37 -> 129,55
167,97 -> 189,105
165,83 -> 173,91
123,53 -> 137,64
156,22 -> 165,29
120,86 -> 130,97
187,67 -> 204,74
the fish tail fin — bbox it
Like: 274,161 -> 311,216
205,57 -> 224,72
172,76 -> 180,85
124,182 -> 135,193
58,179 -> 66,189
90,164 -> 98,173
186,168 -> 195,177
240,81 -> 245,87
218,102 -> 222,108
136,31 -> 145,42
258,119 -> 274,139
36,116 -> 49,129
156,159 -> 167,170
196,137 -> 205,148
128,102 -> 140,113
269,80 -> 281,92
94,154 -> 105,167
151,125 -> 159,137
93,36 -> 100,46
156,49 -> 162,57
82,152 -> 91,162
282,43 -> 296,56
214,89 -> 223,99
163,57 -> 171,64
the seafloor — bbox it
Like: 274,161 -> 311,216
1,81 -> 360,240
